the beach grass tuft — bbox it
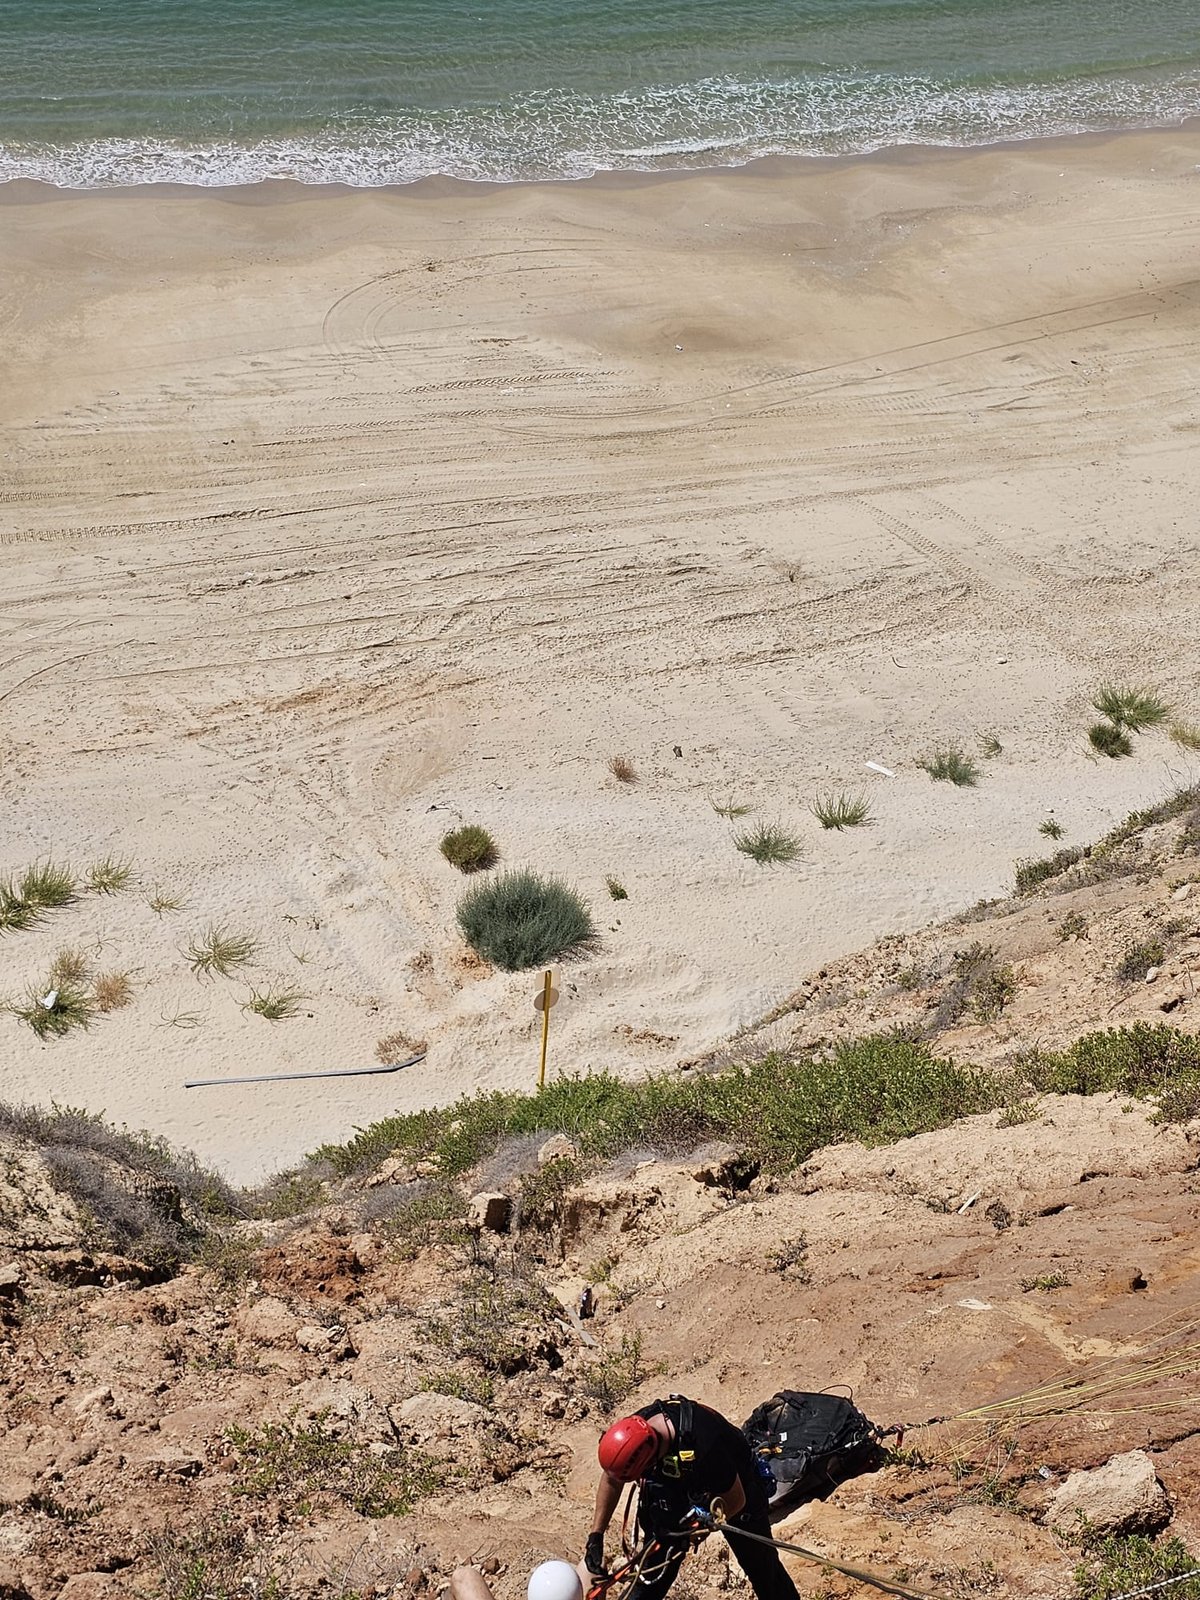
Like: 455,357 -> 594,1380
242,985 -> 306,1021
457,869 -> 594,971
440,824 -> 499,874
0,881 -> 41,934
734,821 -> 803,865
19,860 -> 77,909
148,885 -> 188,914
605,876 -> 628,901
1088,721 -> 1133,759
1038,818 -> 1065,840
86,856 -> 134,894
49,947 -> 91,987
921,748 -> 981,787
608,754 -> 637,784
187,926 -> 258,980
977,732 -> 1003,758
810,791 -> 872,831
1168,720 -> 1200,752
12,982 -> 95,1040
1093,684 -> 1172,732
94,971 -> 134,1013
711,793 -> 752,819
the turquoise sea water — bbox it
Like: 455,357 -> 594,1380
2,0 -> 1199,187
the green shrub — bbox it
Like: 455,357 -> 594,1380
977,732 -> 1003,758
1075,1535 -> 1200,1600
1021,1272 -> 1070,1292
1116,939 -> 1165,982
581,1332 -> 650,1415
440,824 -> 499,874
457,869 -> 594,970
1169,721 -> 1200,751
1089,721 -> 1133,758
921,749 -> 980,787
227,1413 -> 436,1518
1038,819 -> 1064,840
1093,684 -> 1172,732
1014,847 -> 1083,894
971,966 -> 1018,1021
516,1155 -> 586,1231
606,876 -> 628,901
1022,1023 -> 1200,1104
1056,911 -> 1088,941
734,821 -> 803,864
810,792 -> 872,831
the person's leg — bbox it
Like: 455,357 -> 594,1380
723,1501 -> 801,1600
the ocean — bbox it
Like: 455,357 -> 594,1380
2,0 -> 1198,189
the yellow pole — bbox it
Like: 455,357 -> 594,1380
538,968 -> 552,1090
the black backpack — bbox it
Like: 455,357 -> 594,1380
740,1390 -> 885,1507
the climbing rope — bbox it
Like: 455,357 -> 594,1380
1090,1570 -> 1200,1600
712,1503 -> 955,1600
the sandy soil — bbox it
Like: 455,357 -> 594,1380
2,129 -> 1199,1181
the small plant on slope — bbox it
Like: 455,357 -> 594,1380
0,881 -> 40,934
1038,818 -> 1065,840
977,732 -> 1003,758
440,824 -> 499,874
457,869 -> 595,971
19,860 -> 76,908
1093,684 -> 1172,732
734,821 -> 803,864
605,876 -> 628,901
86,856 -> 134,894
921,749 -> 980,787
1089,721 -> 1133,758
1168,720 -> 1200,751
608,754 -> 637,784
242,985 -> 306,1020
93,972 -> 134,1013
187,926 -> 257,980
811,792 -> 872,830
711,793 -> 752,819
12,982 -> 95,1039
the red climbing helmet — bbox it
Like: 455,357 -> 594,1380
598,1415 -> 659,1481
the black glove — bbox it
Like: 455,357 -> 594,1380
585,1534 -> 608,1577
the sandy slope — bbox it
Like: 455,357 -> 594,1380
2,129 -> 1199,1180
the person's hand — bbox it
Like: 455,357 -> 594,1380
585,1534 -> 608,1577
687,1505 -> 714,1530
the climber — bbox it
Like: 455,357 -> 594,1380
585,1397 -> 801,1600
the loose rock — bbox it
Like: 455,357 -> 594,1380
1045,1449 -> 1171,1535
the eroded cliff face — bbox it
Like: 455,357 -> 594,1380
4,1080 -> 1200,1600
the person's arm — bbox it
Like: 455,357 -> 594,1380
716,1471 -> 746,1521
591,1470 -> 623,1536
452,1569 -> 496,1600
586,1471 -> 624,1573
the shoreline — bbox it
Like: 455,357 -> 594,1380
2,114 -> 1199,207
2,125 -> 1198,1182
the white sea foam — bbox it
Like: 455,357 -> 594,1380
1,69 -> 1197,189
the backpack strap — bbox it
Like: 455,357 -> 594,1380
658,1395 -> 697,1480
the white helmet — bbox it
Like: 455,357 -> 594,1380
527,1562 -> 584,1600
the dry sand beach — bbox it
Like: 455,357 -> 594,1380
2,128 -> 1199,1181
